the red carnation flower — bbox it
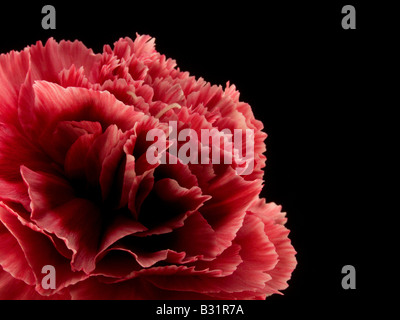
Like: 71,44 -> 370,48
0,34 -> 296,300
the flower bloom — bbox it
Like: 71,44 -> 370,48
0,34 -> 296,299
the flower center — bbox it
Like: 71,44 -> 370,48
155,103 -> 182,119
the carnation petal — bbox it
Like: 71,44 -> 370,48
248,200 -> 297,294
85,125 -> 131,199
58,65 -> 91,89
0,48 -> 30,126
18,81 -> 144,143
199,167 -> 262,256
0,202 -> 87,295
0,219 -> 36,285
100,79 -> 151,113
47,120 -> 102,165
64,133 -> 98,180
168,211 -> 218,259
147,215 -> 277,295
138,178 -> 209,233
0,266 -> 70,300
98,214 -> 147,254
94,246 -> 193,279
69,276 -> 210,300
28,38 -> 101,83
21,166 -> 102,274
128,170 -> 154,220
192,243 -> 242,277
155,157 -> 199,189
0,123 -> 51,210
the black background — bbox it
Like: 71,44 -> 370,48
0,0 -> 394,317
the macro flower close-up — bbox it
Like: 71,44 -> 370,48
0,34 -> 296,300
